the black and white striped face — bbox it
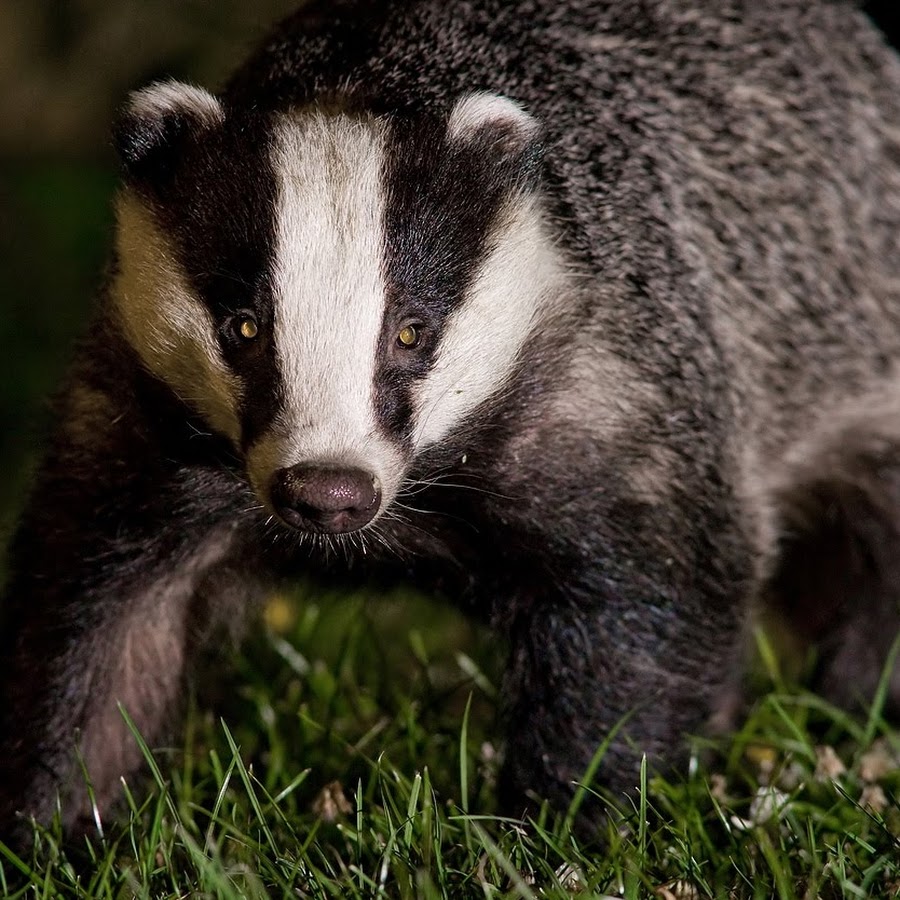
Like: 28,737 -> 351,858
112,82 -> 565,534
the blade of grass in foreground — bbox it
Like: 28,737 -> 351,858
119,703 -> 181,827
561,708 -> 633,842
459,691 -> 474,855
220,718 -> 279,853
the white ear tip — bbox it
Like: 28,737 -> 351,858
127,80 -> 223,126
447,92 -> 539,142
115,80 -> 224,178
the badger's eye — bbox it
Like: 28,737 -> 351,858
397,323 -> 420,348
236,315 -> 259,341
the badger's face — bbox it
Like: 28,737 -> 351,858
112,82 -> 564,535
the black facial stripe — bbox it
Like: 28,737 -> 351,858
376,113 -> 532,443
139,110 -> 285,449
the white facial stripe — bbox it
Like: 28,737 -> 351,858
112,193 -> 242,440
248,113 -> 404,505
413,195 -> 565,448
127,80 -> 223,126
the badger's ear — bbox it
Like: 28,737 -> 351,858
446,92 -> 542,175
113,80 -> 224,184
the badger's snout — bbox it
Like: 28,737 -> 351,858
270,464 -> 382,533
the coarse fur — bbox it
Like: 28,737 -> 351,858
2,0 -> 900,845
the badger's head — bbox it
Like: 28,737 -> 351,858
111,82 -> 564,536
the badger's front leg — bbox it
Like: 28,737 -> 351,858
494,496 -> 753,825
0,361 -> 258,845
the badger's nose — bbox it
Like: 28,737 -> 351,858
270,464 -> 381,533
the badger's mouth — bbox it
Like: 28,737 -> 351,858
267,463 -> 382,534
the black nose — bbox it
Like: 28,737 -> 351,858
270,464 -> 381,533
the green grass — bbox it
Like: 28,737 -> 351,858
1,589 -> 898,899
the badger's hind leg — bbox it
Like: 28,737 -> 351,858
766,427 -> 900,715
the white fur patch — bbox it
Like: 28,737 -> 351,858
413,196 -> 566,448
126,80 -> 224,126
246,113 -> 404,508
112,193 -> 241,441
447,92 -> 539,144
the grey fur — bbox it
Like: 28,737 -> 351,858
2,0 -> 900,844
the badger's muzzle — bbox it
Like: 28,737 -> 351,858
270,464 -> 382,533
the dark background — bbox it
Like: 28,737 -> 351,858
0,0 -> 898,544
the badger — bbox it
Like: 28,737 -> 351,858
2,0 -> 900,843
